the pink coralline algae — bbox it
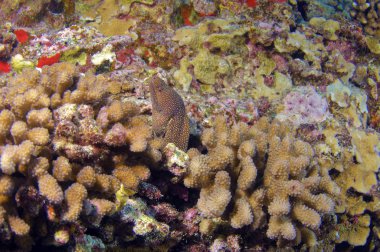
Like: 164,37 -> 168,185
276,86 -> 329,126
326,40 -> 356,62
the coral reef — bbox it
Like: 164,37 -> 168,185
0,0 -> 380,250
351,0 -> 380,37
0,62 -> 162,250
119,197 -> 169,245
185,115 -> 340,245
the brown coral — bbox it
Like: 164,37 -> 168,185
0,61 -> 162,250
0,140 -> 34,175
62,183 -> 87,222
76,166 -> 96,188
113,165 -> 150,191
185,115 -> 339,241
351,0 -> 380,37
38,174 -> 64,204
53,156 -> 73,182
26,127 -> 50,146
90,198 -> 116,218
8,216 -> 30,236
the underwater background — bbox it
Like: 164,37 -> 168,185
0,0 -> 380,251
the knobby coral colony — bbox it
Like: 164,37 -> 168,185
1,0 -> 380,251
185,116 -> 339,242
0,63 -> 164,250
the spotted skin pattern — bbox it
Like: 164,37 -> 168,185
149,75 -> 189,151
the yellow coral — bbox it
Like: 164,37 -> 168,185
40,62 -> 78,95
197,171 -> 232,218
248,189 -> 266,229
30,157 -> 50,178
230,198 -> 253,228
50,93 -> 62,109
337,214 -> 371,246
10,121 -> 28,143
267,216 -> 296,240
107,100 -> 124,123
0,175 -> 14,203
38,174 -> 64,204
125,116 -> 152,152
26,127 -> 50,146
130,165 -> 151,181
62,183 -> 87,222
26,108 -> 53,129
0,140 -> 34,175
0,62 -> 158,250
0,174 -> 14,193
0,109 -> 15,143
237,156 -> 257,191
292,203 -> 321,229
53,156 -> 73,182
186,115 -> 338,240
66,73 -> 112,104
90,198 -> 115,217
172,18 -> 249,89
8,216 -> 30,236
113,165 -> 150,191
76,166 -> 96,188
309,17 -> 340,40
12,88 -> 50,118
268,196 -> 291,216
95,174 -> 113,193
0,206 -> 5,225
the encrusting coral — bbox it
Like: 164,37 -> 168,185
184,115 -> 340,243
319,122 -> 380,247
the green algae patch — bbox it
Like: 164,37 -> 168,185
173,57 -> 193,91
251,71 -> 292,101
365,36 -> 380,55
61,47 -> 87,66
172,18 -> 251,91
327,80 -> 351,108
309,17 -> 340,41
11,54 -> 34,73
191,49 -> 230,86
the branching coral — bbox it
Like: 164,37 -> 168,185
184,115 -> 340,243
0,62 -> 162,249
52,100 -> 154,159
0,3 -> 379,250
350,0 -> 380,37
